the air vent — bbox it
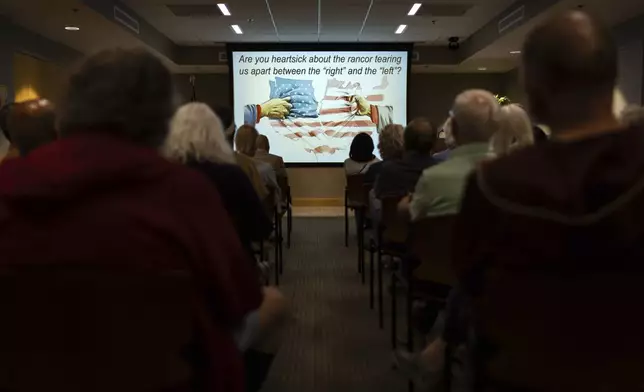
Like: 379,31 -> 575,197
218,52 -> 228,63
114,6 -> 139,34
416,4 -> 472,17
498,5 -> 524,34
167,5 -> 222,17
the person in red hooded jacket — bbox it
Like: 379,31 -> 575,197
0,48 -> 262,391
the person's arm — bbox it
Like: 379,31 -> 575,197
244,104 -> 259,126
217,165 -> 273,243
451,171 -> 498,291
374,105 -> 394,133
175,171 -> 262,326
409,173 -> 431,221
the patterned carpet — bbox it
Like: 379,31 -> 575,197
262,217 -> 406,392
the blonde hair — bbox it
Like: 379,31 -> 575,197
490,104 -> 534,156
378,124 -> 404,160
163,102 -> 235,164
235,124 -> 259,157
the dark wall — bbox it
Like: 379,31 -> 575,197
175,72 -> 509,125
0,15 -> 81,102
408,73 -> 506,124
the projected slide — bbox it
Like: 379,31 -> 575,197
231,50 -> 408,164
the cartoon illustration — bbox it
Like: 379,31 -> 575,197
243,77 -> 394,156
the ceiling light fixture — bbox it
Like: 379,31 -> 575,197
231,24 -> 243,34
395,24 -> 407,34
64,26 -> 80,31
510,50 -> 521,54
408,3 -> 422,16
478,67 -> 487,71
217,3 -> 231,16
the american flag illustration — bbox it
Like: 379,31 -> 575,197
267,80 -> 384,157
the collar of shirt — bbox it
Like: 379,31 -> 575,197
449,143 -> 490,160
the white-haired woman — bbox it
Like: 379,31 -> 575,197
163,102 -> 273,255
164,103 -> 289,385
490,103 -> 534,156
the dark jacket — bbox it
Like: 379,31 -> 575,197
374,152 -> 436,198
0,133 -> 262,392
187,159 -> 273,255
454,126 -> 644,391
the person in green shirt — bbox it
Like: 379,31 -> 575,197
403,89 -> 500,220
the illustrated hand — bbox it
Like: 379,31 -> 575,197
350,95 -> 371,116
260,97 -> 292,119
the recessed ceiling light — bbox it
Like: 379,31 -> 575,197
231,24 -> 243,34
510,50 -> 521,54
395,24 -> 407,34
408,3 -> 422,16
64,26 -> 80,31
217,3 -> 231,16
477,67 -> 487,71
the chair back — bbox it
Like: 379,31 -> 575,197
0,266 -> 195,392
380,196 -> 408,245
262,186 -> 277,220
408,215 -> 457,286
346,174 -> 368,207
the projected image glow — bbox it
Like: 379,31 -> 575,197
232,50 -> 408,164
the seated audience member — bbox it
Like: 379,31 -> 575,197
394,99 -> 535,388
375,118 -> 436,199
454,11 -> 644,390
402,90 -> 497,220
163,102 -> 272,258
255,134 -> 287,178
364,124 -> 404,185
213,105 -> 268,199
0,103 -> 18,164
4,99 -> 57,156
489,103 -> 534,156
432,117 -> 454,162
235,124 -> 281,203
344,132 -> 380,175
365,124 -> 404,225
0,48 -> 262,392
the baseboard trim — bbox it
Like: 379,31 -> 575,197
292,197 -> 344,207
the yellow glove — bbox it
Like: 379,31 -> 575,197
350,95 -> 371,116
260,97 -> 292,119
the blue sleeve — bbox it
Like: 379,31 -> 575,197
244,104 -> 258,125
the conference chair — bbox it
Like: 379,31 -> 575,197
375,196 -> 407,329
345,174 -> 369,279
390,215 -> 456,353
258,188 -> 282,285
277,175 -> 292,249
0,266 -> 196,392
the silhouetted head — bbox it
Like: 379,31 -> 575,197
256,134 -> 270,152
349,132 -> 375,162
6,99 -> 57,156
378,124 -> 404,160
404,118 -> 435,154
235,124 -> 259,157
522,11 -> 617,131
57,48 -> 174,148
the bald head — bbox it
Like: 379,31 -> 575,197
522,11 -> 617,128
451,89 -> 500,145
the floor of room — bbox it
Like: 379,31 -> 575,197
262,217 -> 406,392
